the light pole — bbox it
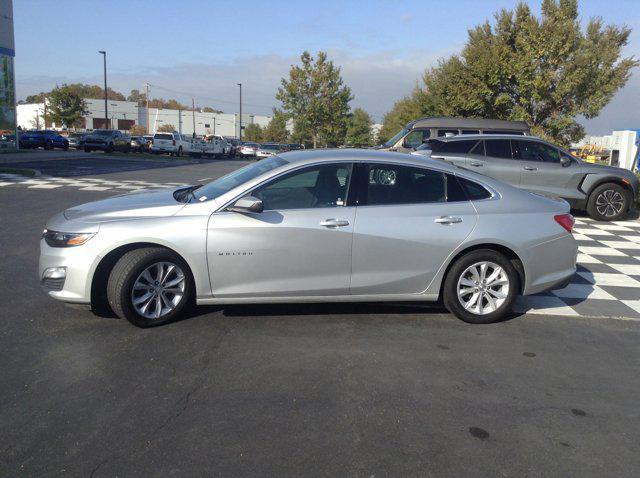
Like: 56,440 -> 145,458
98,51 -> 108,129
237,83 -> 242,142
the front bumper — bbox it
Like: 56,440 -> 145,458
39,239 -> 98,304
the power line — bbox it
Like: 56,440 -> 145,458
147,83 -> 276,110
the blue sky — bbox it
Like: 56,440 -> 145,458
13,0 -> 640,134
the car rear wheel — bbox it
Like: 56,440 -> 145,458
443,249 -> 519,324
107,247 -> 193,327
587,183 -> 629,221
84,146 -> 91,153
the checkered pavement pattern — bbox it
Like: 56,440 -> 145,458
0,173 -> 188,192
516,217 -> 640,319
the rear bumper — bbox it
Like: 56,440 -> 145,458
522,233 -> 578,295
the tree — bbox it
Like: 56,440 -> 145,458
243,123 -> 264,142
46,84 -> 88,129
345,108 -> 373,147
157,124 -> 176,132
383,0 -> 638,146
129,124 -> 147,136
25,84 -> 126,104
127,89 -> 147,106
277,51 -> 353,148
262,109 -> 289,143
378,87 -> 432,144
202,106 -> 223,114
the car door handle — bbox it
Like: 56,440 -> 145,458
523,166 -> 538,171
469,162 -> 483,167
320,218 -> 350,228
435,216 -> 463,225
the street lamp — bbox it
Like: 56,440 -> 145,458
237,83 -> 242,142
98,51 -> 108,129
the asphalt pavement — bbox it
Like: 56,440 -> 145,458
1,151 -> 639,476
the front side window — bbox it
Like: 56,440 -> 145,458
252,163 -> 352,210
513,140 -> 560,162
484,139 -> 513,159
403,129 -> 430,149
364,164 -> 447,205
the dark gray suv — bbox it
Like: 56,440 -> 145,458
414,134 -> 639,221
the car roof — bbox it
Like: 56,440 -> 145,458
432,133 -> 545,142
278,148 -> 460,172
408,116 -> 530,131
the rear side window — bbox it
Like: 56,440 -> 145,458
363,165 -> 468,205
457,177 -> 492,200
154,133 -> 173,140
461,129 -> 480,134
437,129 -> 459,137
469,141 -> 485,155
483,130 -> 524,135
433,140 -> 479,154
484,140 -> 513,159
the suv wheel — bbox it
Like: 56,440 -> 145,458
587,183 -> 629,221
107,247 -> 193,327
105,143 -> 114,153
443,249 -> 519,324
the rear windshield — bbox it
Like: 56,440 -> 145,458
154,133 -> 173,140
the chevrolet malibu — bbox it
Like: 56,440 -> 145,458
39,150 -> 577,327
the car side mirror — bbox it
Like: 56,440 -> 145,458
227,196 -> 263,214
560,156 -> 571,167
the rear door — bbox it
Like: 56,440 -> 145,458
430,139 -> 480,168
468,139 -> 521,186
350,163 -> 476,295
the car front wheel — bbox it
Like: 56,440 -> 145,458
587,183 -> 629,221
443,249 -> 519,324
107,247 -> 193,327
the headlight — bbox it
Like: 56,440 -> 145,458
42,229 -> 95,247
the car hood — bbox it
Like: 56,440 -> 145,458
62,188 -> 186,224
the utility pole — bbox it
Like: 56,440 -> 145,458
213,118 -> 216,136
43,97 -> 47,128
99,51 -> 108,129
145,83 -> 150,133
237,83 -> 242,142
192,98 -> 196,138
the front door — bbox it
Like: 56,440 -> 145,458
207,163 -> 355,298
350,163 -> 477,295
512,139 -> 573,197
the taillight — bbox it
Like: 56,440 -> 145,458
554,214 -> 575,233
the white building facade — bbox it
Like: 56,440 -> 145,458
17,98 -> 271,138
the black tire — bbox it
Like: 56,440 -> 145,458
44,141 -> 52,150
105,143 -> 114,153
84,146 -> 92,153
586,183 -> 629,222
63,143 -> 69,151
177,146 -> 182,157
107,247 -> 194,328
443,249 -> 519,324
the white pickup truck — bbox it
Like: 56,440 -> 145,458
189,137 -> 225,158
151,132 -> 192,156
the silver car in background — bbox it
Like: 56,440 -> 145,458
39,149 -> 577,328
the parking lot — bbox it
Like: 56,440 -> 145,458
2,151 -> 640,476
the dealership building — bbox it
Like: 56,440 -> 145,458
17,99 -> 272,138
0,0 -> 17,149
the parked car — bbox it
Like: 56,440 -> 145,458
224,137 -> 240,156
84,130 -> 131,153
255,143 -> 281,158
151,132 -> 192,156
412,134 -> 640,221
0,132 -> 17,148
286,143 -> 305,150
238,142 -> 260,158
143,135 -> 154,150
189,137 -> 224,158
67,132 -> 87,150
130,136 -> 147,153
380,117 -> 530,154
39,149 -> 577,328
19,130 -> 69,150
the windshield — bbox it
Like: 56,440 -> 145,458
383,127 -> 410,148
192,156 -> 289,202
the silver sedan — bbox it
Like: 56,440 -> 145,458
39,149 -> 577,327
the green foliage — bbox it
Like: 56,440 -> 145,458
262,109 -> 289,143
47,84 -> 88,128
157,124 -> 176,132
129,124 -> 147,136
26,83 -> 125,104
127,89 -> 146,106
277,51 -> 353,148
382,0 -> 638,146
243,123 -> 264,142
345,108 -> 373,147
377,87 -> 432,144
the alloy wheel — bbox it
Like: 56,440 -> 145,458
595,190 -> 625,217
131,261 -> 186,319
456,261 -> 510,315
